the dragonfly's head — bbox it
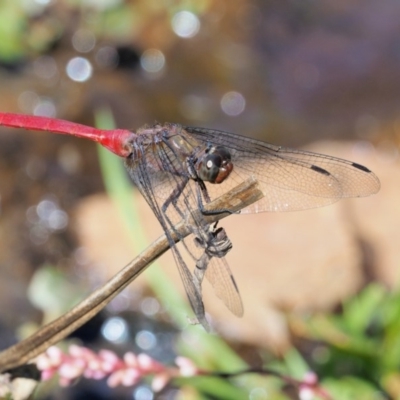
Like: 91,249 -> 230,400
196,145 -> 233,184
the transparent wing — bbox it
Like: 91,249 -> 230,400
204,257 -> 243,317
185,126 -> 380,213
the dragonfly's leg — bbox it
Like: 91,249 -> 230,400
186,155 -> 237,216
193,225 -> 232,288
193,252 -> 209,290
161,176 -> 189,219
192,243 -> 212,317
195,180 -> 238,216
208,227 -> 232,257
160,175 -> 201,260
191,224 -> 234,329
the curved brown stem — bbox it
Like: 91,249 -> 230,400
0,178 -> 262,372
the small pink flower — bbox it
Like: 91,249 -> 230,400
107,370 -> 126,388
303,371 -> 318,386
47,346 -> 64,365
107,367 -> 140,388
123,352 -> 138,368
152,372 -> 171,392
137,353 -> 164,373
36,345 -> 201,392
121,368 -> 141,387
99,350 -> 121,373
175,356 -> 198,377
36,346 -> 65,381
58,359 -> 85,380
40,369 -> 57,381
298,371 -> 331,400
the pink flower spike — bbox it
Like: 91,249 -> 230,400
303,371 -> 318,386
87,358 -> 102,371
36,355 -> 53,371
175,357 -> 198,377
121,368 -> 141,387
84,369 -> 107,380
36,345 -> 200,393
59,359 -> 86,380
123,352 -> 138,368
47,346 -> 64,366
299,371 -> 321,400
99,349 -> 121,370
101,361 -> 121,374
299,387 -> 315,400
68,345 -> 85,357
69,345 -> 96,361
59,376 -> 74,387
40,369 -> 56,381
152,372 -> 171,392
137,353 -> 164,373
107,370 -> 125,388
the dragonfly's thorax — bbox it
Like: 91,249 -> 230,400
164,125 -> 200,157
192,145 -> 233,184
125,123 -> 207,179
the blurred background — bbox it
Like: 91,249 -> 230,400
0,0 -> 399,399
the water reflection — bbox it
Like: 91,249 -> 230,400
72,29 -> 96,53
140,297 -> 160,317
33,98 -> 56,117
17,92 -> 56,117
95,46 -> 119,69
33,56 -> 58,80
135,330 -> 157,350
26,197 -> 69,245
220,91 -> 246,116
179,94 -> 212,121
140,49 -> 165,74
171,11 -> 200,38
66,57 -> 93,82
133,385 -> 153,400
101,316 -> 129,343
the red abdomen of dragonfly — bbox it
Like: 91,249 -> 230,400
195,145 -> 233,184
0,112 -> 134,158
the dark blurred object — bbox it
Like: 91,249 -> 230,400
1,364 -> 40,400
68,312 -> 106,343
115,46 -> 140,71
5,363 -> 40,381
0,59 -> 28,74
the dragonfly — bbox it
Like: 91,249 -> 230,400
0,113 -> 381,329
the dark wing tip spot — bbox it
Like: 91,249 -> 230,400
352,162 -> 371,173
230,275 -> 240,292
311,165 -> 331,176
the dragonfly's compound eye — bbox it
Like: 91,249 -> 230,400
196,154 -> 221,182
197,146 -> 233,184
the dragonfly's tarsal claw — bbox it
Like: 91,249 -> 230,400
187,315 -> 211,332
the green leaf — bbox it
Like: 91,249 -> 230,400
323,376 -> 386,400
27,264 -> 84,322
342,284 -> 386,334
283,347 -> 310,378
